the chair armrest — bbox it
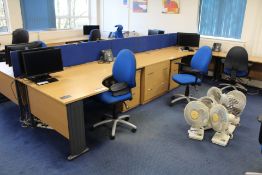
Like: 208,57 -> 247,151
181,68 -> 202,84
102,76 -> 116,88
175,62 -> 190,72
258,115 -> 262,122
181,68 -> 201,76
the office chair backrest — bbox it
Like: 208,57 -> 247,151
225,46 -> 248,72
113,49 -> 136,88
191,46 -> 212,74
12,28 -> 29,44
89,29 -> 101,41
115,25 -> 124,39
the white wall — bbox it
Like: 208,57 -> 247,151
100,0 -> 199,35
7,0 -> 23,31
129,0 -> 199,35
101,0 -> 262,57
242,0 -> 262,57
100,0 -> 129,32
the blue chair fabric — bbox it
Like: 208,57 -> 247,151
115,25 -> 124,39
173,46 -> 212,85
97,49 -> 136,104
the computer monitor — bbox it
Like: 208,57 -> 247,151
21,48 -> 63,84
83,25 -> 100,35
148,29 -> 165,35
5,41 -> 43,66
177,32 -> 200,48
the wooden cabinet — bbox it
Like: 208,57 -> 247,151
141,61 -> 170,104
122,70 -> 141,111
169,59 -> 181,91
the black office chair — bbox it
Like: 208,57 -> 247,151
12,28 -> 29,44
219,46 -> 249,92
89,29 -> 101,41
148,29 -> 165,35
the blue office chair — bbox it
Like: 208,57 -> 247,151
92,49 -> 137,139
219,46 -> 249,92
170,46 -> 212,105
114,25 -> 124,39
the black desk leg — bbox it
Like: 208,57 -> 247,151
15,80 -> 35,127
66,101 -> 89,160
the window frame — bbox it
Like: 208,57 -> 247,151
0,0 -> 10,33
55,0 -> 92,30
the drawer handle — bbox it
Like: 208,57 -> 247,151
147,88 -> 152,91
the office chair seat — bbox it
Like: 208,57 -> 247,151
224,68 -> 248,77
173,74 -> 201,85
97,91 -> 132,104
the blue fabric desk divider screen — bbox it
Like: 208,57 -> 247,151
11,33 -> 177,77
58,40 -> 112,67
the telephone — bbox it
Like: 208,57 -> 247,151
99,49 -> 114,63
212,43 -> 222,52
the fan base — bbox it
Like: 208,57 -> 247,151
188,127 -> 204,141
228,124 -> 236,137
211,132 -> 230,146
228,114 -> 240,126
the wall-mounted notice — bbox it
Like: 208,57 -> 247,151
162,0 -> 180,14
133,0 -> 148,13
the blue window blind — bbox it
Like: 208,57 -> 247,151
199,0 -> 247,39
20,0 -> 56,30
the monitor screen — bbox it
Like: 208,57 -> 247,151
5,41 -> 43,66
177,33 -> 200,47
83,25 -> 100,35
22,48 -> 63,77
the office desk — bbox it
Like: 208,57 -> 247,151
0,63 -> 18,104
2,46 -> 262,159
45,36 -> 89,47
45,36 -> 108,47
15,47 -> 188,159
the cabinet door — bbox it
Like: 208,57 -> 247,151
142,61 -> 170,103
169,59 -> 181,90
122,70 -> 141,112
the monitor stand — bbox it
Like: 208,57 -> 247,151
28,74 -> 58,85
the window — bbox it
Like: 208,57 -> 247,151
55,0 -> 90,29
20,0 -> 56,31
199,0 -> 247,39
0,0 -> 9,33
